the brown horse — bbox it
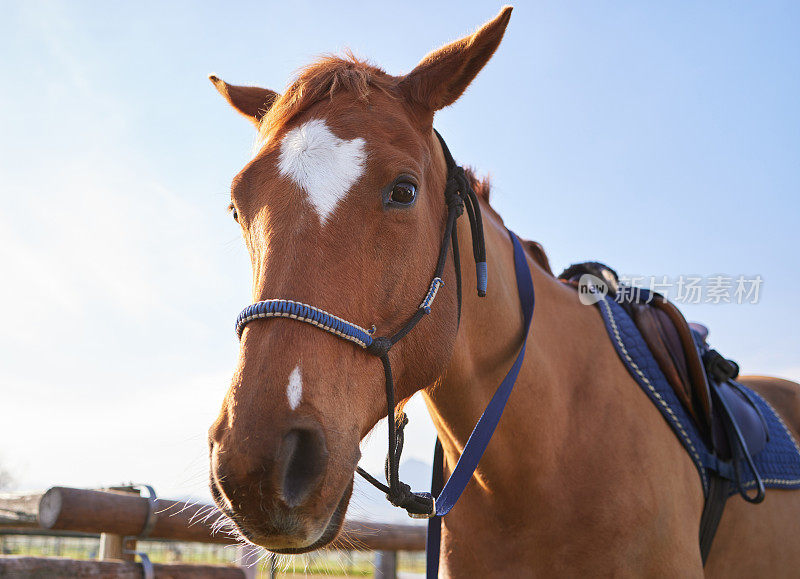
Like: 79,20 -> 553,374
208,7 -> 800,576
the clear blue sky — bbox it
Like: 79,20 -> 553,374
1,1 -> 798,506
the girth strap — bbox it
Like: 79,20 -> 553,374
699,475 -> 729,565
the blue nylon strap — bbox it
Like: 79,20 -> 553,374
426,438 -> 444,576
426,229 -> 535,578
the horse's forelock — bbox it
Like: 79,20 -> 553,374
256,53 -> 393,147
251,54 -> 507,226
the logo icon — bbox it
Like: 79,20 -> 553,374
578,273 -> 608,305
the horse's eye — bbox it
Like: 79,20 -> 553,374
232,209 -> 239,222
390,182 -> 417,206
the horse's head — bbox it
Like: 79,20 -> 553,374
208,8 -> 511,552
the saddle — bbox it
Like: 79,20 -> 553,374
559,262 -> 767,458
559,262 -> 771,563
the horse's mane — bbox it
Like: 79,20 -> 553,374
464,168 -> 553,275
464,167 -> 490,204
259,54 -> 552,274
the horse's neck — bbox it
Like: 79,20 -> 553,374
422,208 -> 701,549
422,213 -> 592,493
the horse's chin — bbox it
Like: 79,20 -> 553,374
215,478 -> 353,555
266,481 -> 352,554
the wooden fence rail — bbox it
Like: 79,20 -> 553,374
0,556 -> 247,578
0,486 -> 426,578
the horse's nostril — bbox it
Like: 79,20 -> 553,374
279,426 -> 329,507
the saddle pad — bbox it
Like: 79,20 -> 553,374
595,295 -> 800,496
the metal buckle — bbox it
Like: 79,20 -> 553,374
133,484 -> 159,539
408,496 -> 436,519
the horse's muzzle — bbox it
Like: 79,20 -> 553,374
209,418 -> 348,551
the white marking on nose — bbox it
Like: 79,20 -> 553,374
278,119 -> 366,224
287,365 -> 303,410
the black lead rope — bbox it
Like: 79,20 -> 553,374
355,129 -> 487,517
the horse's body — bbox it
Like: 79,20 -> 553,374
429,205 -> 800,576
208,7 -> 800,576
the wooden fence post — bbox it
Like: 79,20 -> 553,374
106,485 -> 141,562
374,550 -> 397,579
98,532 -> 124,560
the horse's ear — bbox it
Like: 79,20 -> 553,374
398,6 -> 512,116
208,75 -> 280,127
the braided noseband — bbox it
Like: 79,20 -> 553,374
234,130 -> 488,518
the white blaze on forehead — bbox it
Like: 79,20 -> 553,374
277,119 -> 367,224
287,365 -> 303,410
